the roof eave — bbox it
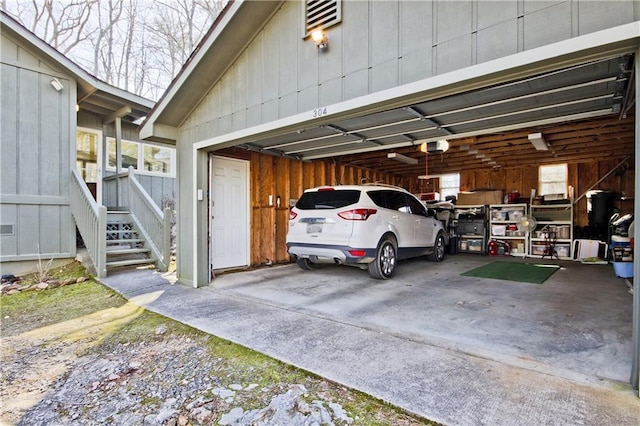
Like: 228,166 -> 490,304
1,10 -> 154,115
139,0 -> 284,141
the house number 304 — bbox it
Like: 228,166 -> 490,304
312,107 -> 328,118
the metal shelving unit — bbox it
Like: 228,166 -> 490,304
488,204 -> 528,257
454,205 -> 487,254
529,204 -> 573,259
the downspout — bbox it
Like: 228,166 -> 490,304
632,48 -> 639,392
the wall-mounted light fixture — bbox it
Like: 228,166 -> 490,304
528,132 -> 549,150
311,29 -> 328,49
50,78 -> 63,92
387,152 -> 418,165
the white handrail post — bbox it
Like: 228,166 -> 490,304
97,205 -> 108,278
128,166 -> 135,210
162,207 -> 172,271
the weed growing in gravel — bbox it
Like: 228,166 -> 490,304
2,262 -> 437,426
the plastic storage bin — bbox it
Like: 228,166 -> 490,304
613,261 -> 634,278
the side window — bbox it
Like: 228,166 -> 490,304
405,194 -> 428,216
368,190 -> 405,211
386,191 -> 407,212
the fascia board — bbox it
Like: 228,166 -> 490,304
193,21 -> 640,152
1,11 -> 154,110
139,0 -> 247,138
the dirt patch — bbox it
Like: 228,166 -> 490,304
1,264 -> 434,425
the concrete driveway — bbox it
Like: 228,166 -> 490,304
213,255 -> 633,384
102,254 -> 640,425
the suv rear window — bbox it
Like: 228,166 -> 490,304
296,190 -> 361,209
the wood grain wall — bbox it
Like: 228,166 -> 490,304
218,148 -> 409,266
215,147 -> 634,267
460,159 -> 635,227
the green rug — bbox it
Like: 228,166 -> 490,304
461,261 -> 560,284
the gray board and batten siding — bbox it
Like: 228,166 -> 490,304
171,0 -> 640,284
79,111 -> 177,210
1,29 -> 77,265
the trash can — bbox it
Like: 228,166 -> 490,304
448,236 -> 458,255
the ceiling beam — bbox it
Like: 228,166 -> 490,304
103,106 -> 132,124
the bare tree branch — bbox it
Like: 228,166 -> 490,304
3,0 -> 228,100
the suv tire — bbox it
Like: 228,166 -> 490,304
428,232 -> 446,262
368,236 -> 397,279
296,257 -> 320,271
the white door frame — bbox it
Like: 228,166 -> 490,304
208,154 -> 251,277
76,126 -> 103,203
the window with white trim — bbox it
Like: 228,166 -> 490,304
76,129 -> 100,182
440,173 -> 460,201
106,137 -> 175,177
539,164 -> 567,197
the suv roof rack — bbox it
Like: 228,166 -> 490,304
361,182 -> 407,190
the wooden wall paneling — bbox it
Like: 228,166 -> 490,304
459,170 -> 475,192
619,164 -> 635,216
327,160 -> 337,185
314,161 -> 326,186
290,160 -> 303,202
576,162 -> 599,226
474,169 -> 492,190
521,165 -> 539,200
250,152 -> 261,265
260,155 -> 276,264
504,168 -> 522,195
598,160 -> 621,193
567,163 -> 578,198
303,161 -> 315,190
488,168 -> 506,191
336,164 -> 345,185
274,157 -> 290,262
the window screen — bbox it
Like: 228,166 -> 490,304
539,164 -> 567,196
440,173 -> 460,200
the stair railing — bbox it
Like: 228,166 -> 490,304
125,167 -> 171,271
70,169 -> 107,277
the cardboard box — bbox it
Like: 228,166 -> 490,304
457,190 -> 503,205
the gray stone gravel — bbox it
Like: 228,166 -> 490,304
5,329 -> 353,426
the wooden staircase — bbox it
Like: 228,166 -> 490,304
106,211 -> 156,271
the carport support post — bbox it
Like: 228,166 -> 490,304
192,147 -> 210,288
633,48 -> 640,393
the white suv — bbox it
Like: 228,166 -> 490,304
286,184 -> 448,279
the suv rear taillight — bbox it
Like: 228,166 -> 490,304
289,211 -> 298,220
338,209 -> 377,220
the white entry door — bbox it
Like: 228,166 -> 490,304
210,156 -> 250,270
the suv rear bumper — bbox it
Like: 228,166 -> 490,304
287,243 -> 376,265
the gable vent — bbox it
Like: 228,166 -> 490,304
304,0 -> 341,37
0,224 -> 15,236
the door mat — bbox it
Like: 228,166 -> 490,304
461,261 -> 560,284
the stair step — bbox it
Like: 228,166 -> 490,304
106,258 -> 156,269
106,238 -> 145,245
107,229 -> 138,235
106,248 -> 151,256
